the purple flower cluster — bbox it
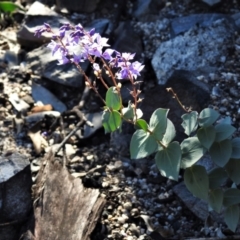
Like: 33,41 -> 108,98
35,23 -> 144,80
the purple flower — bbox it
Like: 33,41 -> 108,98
56,54 -> 70,65
122,52 -> 135,61
71,50 -> 88,64
129,61 -> 145,79
88,28 -> 95,36
60,23 -> 72,31
95,34 -> 109,47
34,23 -> 52,38
87,43 -> 102,57
75,23 -> 84,31
70,30 -> 85,44
116,65 -> 130,80
102,48 -> 115,60
47,40 -> 61,56
53,47 -> 70,65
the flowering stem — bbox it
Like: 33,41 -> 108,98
99,76 -> 109,89
74,63 -> 106,105
100,57 -> 123,111
166,88 -> 191,112
101,58 -> 118,88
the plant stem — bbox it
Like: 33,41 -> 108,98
166,87 -> 191,112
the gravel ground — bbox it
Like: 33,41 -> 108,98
1,0 -> 240,239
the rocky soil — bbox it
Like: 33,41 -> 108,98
1,0 -> 240,239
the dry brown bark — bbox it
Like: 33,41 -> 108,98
30,151 -> 106,240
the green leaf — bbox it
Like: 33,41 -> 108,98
130,129 -> 158,159
105,87 -> 121,110
223,189 -> 240,208
0,1 -> 24,13
225,159 -> 240,185
180,137 -> 206,169
208,167 -> 228,189
208,189 -> 223,213
198,108 -> 220,127
224,205 -> 240,232
197,126 -> 216,149
122,101 -> 134,120
102,110 -> 121,133
135,119 -> 148,131
231,138 -> 240,159
209,140 -> 232,167
214,123 -> 236,142
184,165 -> 209,201
181,111 -> 198,136
149,108 -> 169,141
220,116 -> 232,125
162,119 -> 176,145
155,141 -> 181,181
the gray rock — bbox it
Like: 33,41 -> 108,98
3,51 -> 18,67
173,181 -> 223,222
76,111 -> 103,139
110,122 -> 135,157
31,82 -> 67,113
17,1 -> 72,47
132,0 -> 152,19
56,0 -> 99,13
211,86 -> 222,97
0,152 -> 29,182
0,152 -> 32,240
8,93 -> 30,113
113,21 -> 143,60
231,12 -> 240,30
171,13 -> 230,36
25,111 -> 61,123
201,0 -> 221,6
132,0 -> 166,21
85,19 -> 110,35
26,45 -> 85,87
152,19 -> 236,85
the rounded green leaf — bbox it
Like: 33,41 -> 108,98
184,165 -> 209,201
209,140 -> 232,167
162,119 -> 176,145
155,141 -> 181,181
219,116 -> 232,125
180,137 -> 206,169
181,111 -> 198,136
105,87 -> 121,110
208,167 -> 228,189
214,123 -> 236,142
149,108 -> 169,141
223,189 -> 240,208
224,205 -> 240,232
102,110 -> 121,133
225,159 -> 240,185
231,138 -> 240,159
135,119 -> 148,131
208,189 -> 223,213
130,129 -> 158,159
122,101 -> 134,120
198,108 -> 220,127
197,126 -> 216,150
0,2 -> 23,13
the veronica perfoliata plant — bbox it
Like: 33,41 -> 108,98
35,23 -> 240,232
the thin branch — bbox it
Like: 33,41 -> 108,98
166,87 -> 192,112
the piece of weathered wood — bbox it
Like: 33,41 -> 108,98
32,151 -> 106,240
